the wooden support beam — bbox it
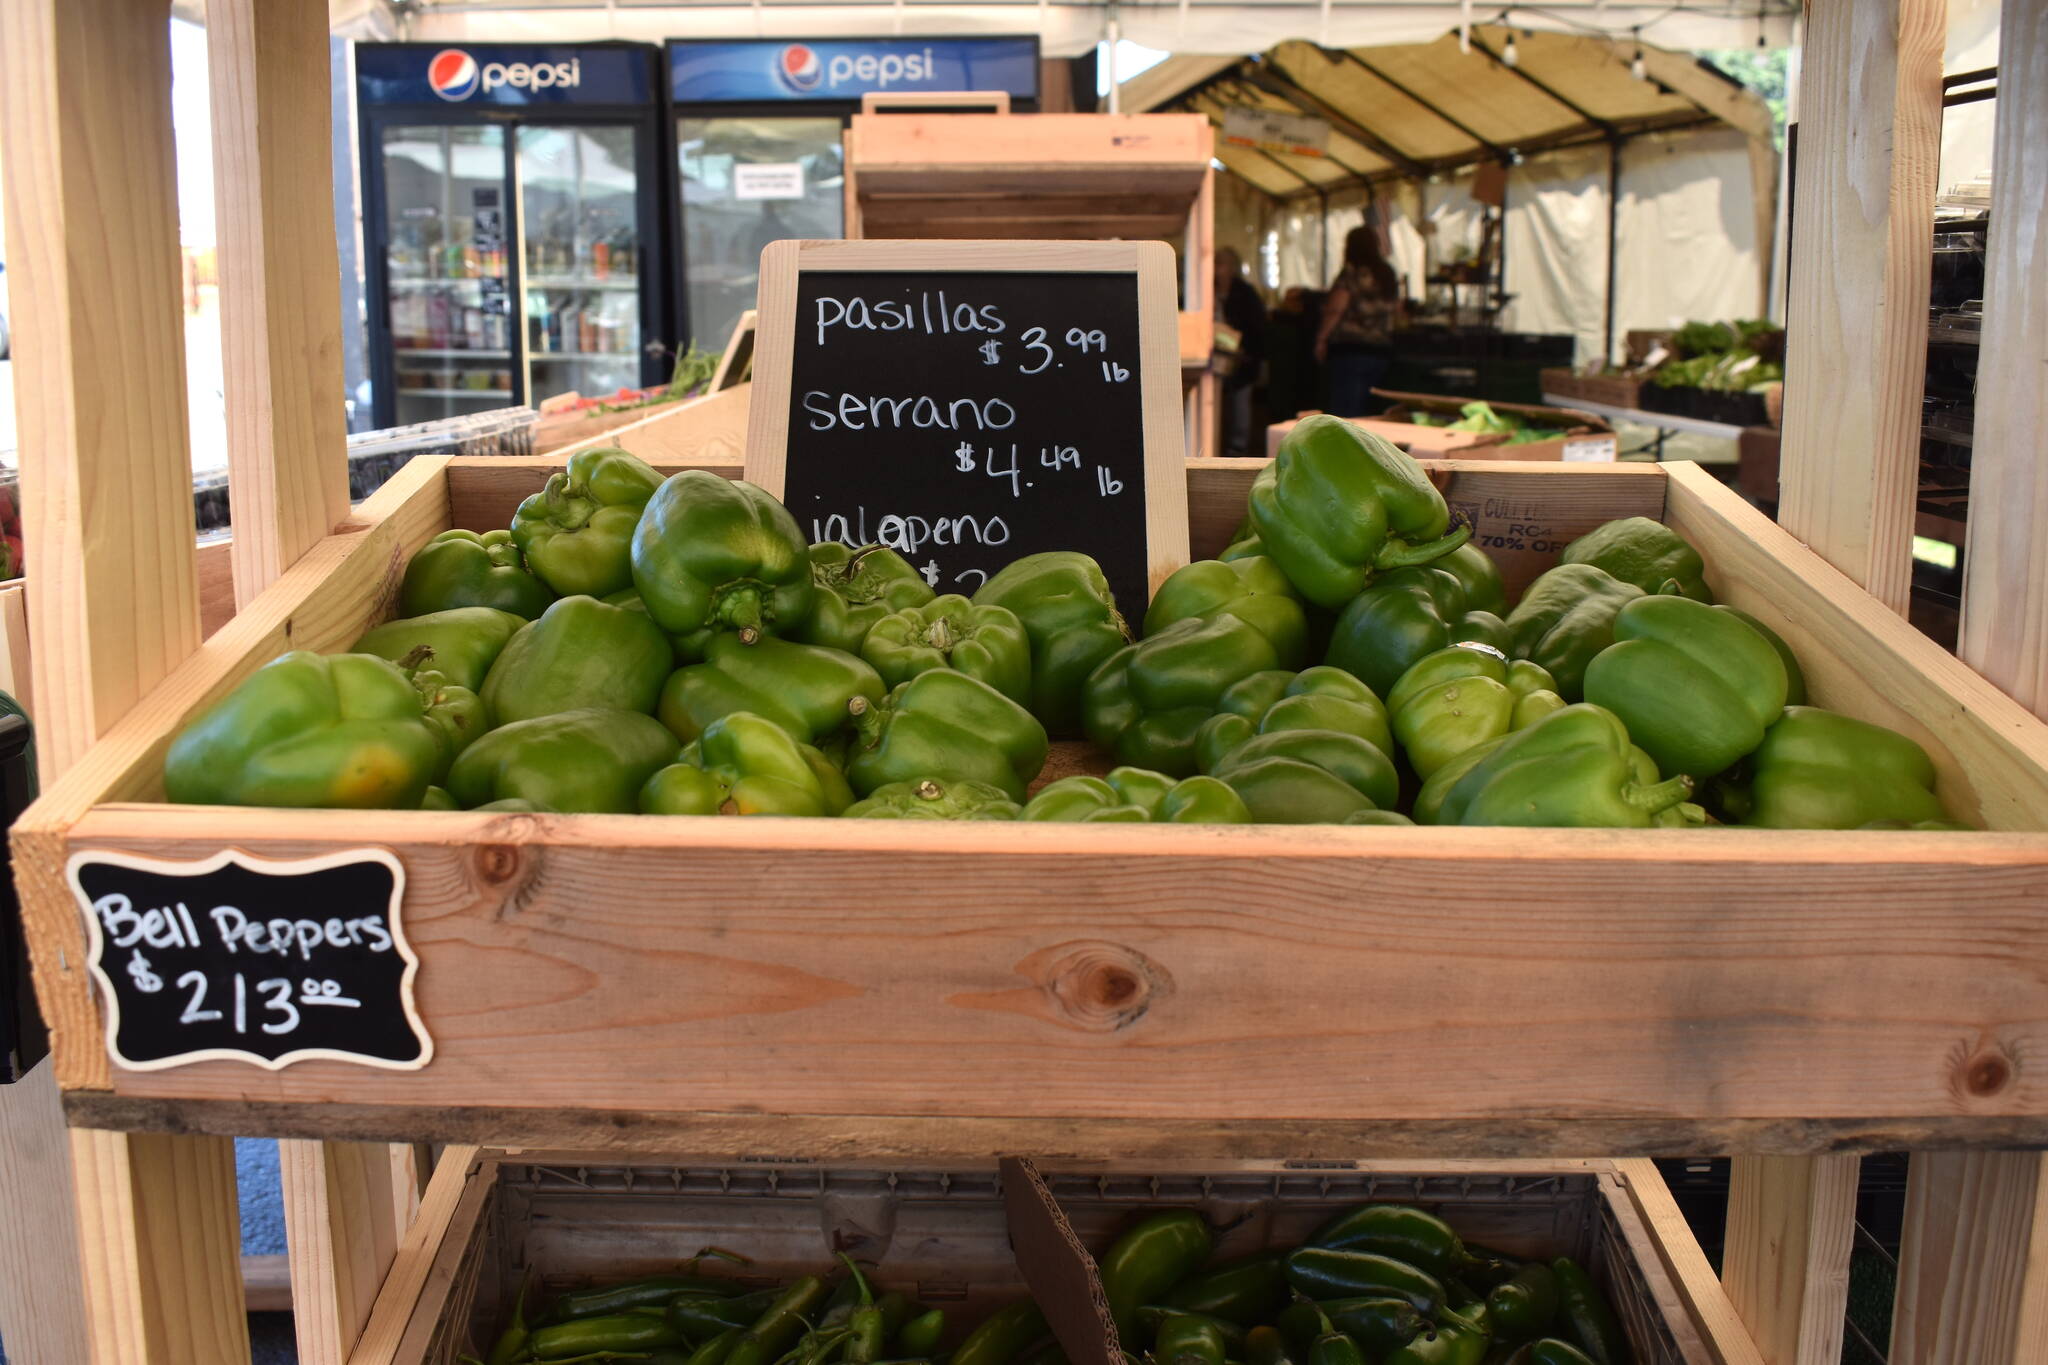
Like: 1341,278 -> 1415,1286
1958,0 -> 2048,714
0,2 -> 248,1361
209,0 -> 351,608
1891,1152 -> 2048,1364
1722,1155 -> 1859,1365
0,1062 -> 91,1362
1776,0 -> 1943,613
281,1140 -> 408,1365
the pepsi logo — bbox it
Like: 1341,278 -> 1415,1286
427,49 -> 480,101
778,44 -> 823,93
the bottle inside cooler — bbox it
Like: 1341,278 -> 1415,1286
518,124 -> 644,408
381,124 -> 513,421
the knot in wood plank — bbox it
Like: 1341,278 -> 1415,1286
1036,940 -> 1172,1032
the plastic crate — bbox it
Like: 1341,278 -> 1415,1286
377,1155 -> 1728,1365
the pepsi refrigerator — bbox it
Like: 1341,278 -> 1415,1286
356,41 -> 674,429
666,37 -> 1040,356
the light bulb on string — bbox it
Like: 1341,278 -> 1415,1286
1503,33 -> 1519,67
1630,47 -> 1646,80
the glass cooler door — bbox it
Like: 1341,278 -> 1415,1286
516,125 -> 647,407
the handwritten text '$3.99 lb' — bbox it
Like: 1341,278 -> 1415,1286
976,327 -> 1128,382
954,441 -> 1124,499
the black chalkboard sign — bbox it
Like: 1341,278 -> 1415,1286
68,848 -> 431,1072
748,240 -> 1189,615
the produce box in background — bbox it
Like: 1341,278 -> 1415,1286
389,1153 -> 1720,1365
1374,391 -> 1618,465
1263,414 -> 1502,460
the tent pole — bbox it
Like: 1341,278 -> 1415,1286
1605,137 -> 1621,364
1105,2 -> 1120,113
1318,188 -> 1329,282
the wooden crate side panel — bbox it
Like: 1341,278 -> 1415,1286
549,383 -> 752,464
54,808 -> 2048,1129
345,1148 -> 488,1365
1662,463 -> 2048,831
1614,1160 -> 1768,1365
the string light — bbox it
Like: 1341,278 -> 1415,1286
1503,32 -> 1519,67
1629,29 -> 1646,80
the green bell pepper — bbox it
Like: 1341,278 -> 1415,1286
399,529 -> 554,620
510,447 -> 665,598
1211,729 -> 1400,823
1716,605 -> 1807,705
481,594 -> 675,725
1020,767 -> 1249,823
1715,706 -> 1953,828
1325,565 -> 1512,699
659,633 -> 885,747
638,711 -> 853,816
352,607 -> 525,693
631,471 -> 815,658
1194,666 -> 1395,774
406,657 -> 486,778
1143,556 -> 1311,671
420,784 -> 459,810
1504,564 -> 1646,702
1561,516 -> 1712,601
797,543 -> 937,654
1248,415 -> 1472,610
1346,808 -> 1416,825
1413,736 -> 1502,824
1583,595 -> 1787,777
165,651 -> 443,809
1435,703 -> 1693,828
861,594 -> 1032,706
1083,613 -> 1297,776
972,551 -> 1131,739
447,706 -> 679,813
842,777 -> 1021,819
1437,542 -> 1508,616
845,669 -> 1049,802
1389,644 -> 1563,778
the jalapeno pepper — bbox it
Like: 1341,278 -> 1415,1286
1137,1307 -> 1248,1352
1162,1252 -> 1290,1326
485,1276 -> 533,1365
1245,1325 -> 1295,1365
671,1289 -> 785,1340
1458,1249 -> 1520,1293
1098,1210 -> 1213,1344
1548,1260 -> 1628,1365
1277,1300 -> 1326,1358
1498,1341 -> 1599,1365
896,1308 -> 945,1357
529,1311 -> 686,1359
1283,1248 -> 1445,1316
835,1255 -> 887,1365
1308,1205 -> 1469,1281
948,1299 -> 1046,1365
723,1276 -> 829,1365
687,1327 -> 748,1365
1320,1296 -> 1430,1357
1306,1305 -> 1367,1365
1156,1314 -> 1232,1365
1485,1265 -> 1558,1345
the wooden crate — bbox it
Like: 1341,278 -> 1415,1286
16,457 -> 2048,1158
1540,368 -> 1646,411
352,1153 -> 1752,1365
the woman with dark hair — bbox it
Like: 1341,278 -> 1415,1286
1314,225 -> 1404,417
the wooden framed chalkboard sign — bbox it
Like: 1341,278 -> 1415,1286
67,847 -> 432,1073
746,239 -> 1190,611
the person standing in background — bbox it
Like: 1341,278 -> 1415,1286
1213,247 -> 1267,456
1315,225 -> 1404,417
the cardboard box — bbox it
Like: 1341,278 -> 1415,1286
1374,389 -> 1619,464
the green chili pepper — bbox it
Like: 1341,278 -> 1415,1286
1498,1341 -> 1599,1365
1319,1297 -> 1430,1356
1308,1205 -> 1470,1281
1156,1314 -> 1232,1365
671,1290 -> 786,1341
1137,1307 -> 1248,1352
1283,1249 -> 1445,1316
529,1313 -> 686,1359
1098,1210 -> 1213,1345
1306,1306 -> 1367,1365
486,1275 -> 533,1365
1161,1252 -> 1290,1326
1458,1249 -> 1520,1292
1382,1305 -> 1492,1365
1485,1265 -> 1559,1345
687,1327 -> 749,1365
546,1277 -> 753,1324
896,1309 -> 945,1357
948,1300 -> 1046,1365
836,1255 -> 887,1365
1244,1326 -> 1294,1365
724,1277 -> 830,1365
1276,1300 -> 1326,1357
1548,1260 -> 1629,1365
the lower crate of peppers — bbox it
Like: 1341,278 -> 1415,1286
366,1151 -> 1740,1365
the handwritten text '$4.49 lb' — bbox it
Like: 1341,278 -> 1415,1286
954,441 -> 1124,499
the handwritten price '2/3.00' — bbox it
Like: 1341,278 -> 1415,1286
123,953 -> 362,1038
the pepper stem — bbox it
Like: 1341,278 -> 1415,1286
1374,523 -> 1474,571
924,614 -> 956,653
837,1253 -> 875,1307
717,585 -> 766,643
396,644 -> 436,673
1627,773 -> 1695,815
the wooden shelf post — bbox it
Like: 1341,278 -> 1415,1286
1893,2 -> 2048,1362
1726,1 -> 1943,1359
0,1 -> 248,1360
206,2 -> 419,1359
1776,0 -> 1943,614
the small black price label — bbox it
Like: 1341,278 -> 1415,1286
68,848 -> 432,1072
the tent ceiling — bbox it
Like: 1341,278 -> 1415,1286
1137,25 -> 1772,198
